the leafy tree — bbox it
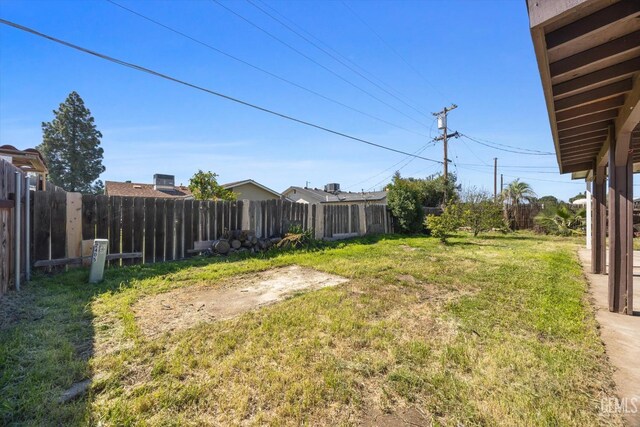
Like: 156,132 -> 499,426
386,172 -> 459,233
188,170 -> 236,201
538,195 -> 559,210
569,192 -> 586,203
386,173 -> 423,233
460,187 -> 504,236
502,179 -> 537,230
38,91 -> 105,193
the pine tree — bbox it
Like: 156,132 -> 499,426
38,91 -> 105,193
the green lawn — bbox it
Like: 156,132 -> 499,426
0,233 -> 623,426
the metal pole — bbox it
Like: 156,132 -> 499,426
14,172 -> 21,291
24,175 -> 31,282
493,158 -> 498,201
443,126 -> 448,202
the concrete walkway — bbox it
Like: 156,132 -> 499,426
578,249 -> 640,426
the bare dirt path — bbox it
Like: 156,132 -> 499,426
134,265 -> 348,338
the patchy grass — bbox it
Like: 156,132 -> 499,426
0,232 -> 623,426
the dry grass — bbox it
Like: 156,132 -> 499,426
0,232 -> 624,426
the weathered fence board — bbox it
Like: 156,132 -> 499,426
1,159 -> 28,294
154,198 -> 165,263
165,199 -> 175,261
96,195 -> 109,239
108,196 -> 121,267
121,197 -> 134,265
143,197 -> 155,263
133,197 -> 145,262
81,194 -> 96,240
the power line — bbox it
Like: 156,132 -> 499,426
105,0 -> 428,138
456,164 -> 582,185
253,0 -> 430,117
460,133 -> 555,155
345,117 -> 439,190
457,163 -> 557,169
341,0 -> 448,103
0,18 -> 444,165
364,140 -> 437,191
245,0 -> 429,118
211,0 -> 430,129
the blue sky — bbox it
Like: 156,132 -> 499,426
1,0 -> 589,200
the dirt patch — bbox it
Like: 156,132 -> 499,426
134,265 -> 349,338
361,406 -> 432,426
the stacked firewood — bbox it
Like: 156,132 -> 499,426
209,230 -> 282,255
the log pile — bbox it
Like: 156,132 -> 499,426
207,230 -> 282,256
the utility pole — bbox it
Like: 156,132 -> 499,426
493,157 -> 498,201
432,104 -> 458,203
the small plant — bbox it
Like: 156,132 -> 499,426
534,204 -> 585,236
460,188 -> 504,237
277,224 -> 318,249
425,202 -> 462,243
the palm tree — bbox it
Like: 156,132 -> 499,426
502,179 -> 537,230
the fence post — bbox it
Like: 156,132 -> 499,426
314,204 -> 324,240
241,199 -> 250,230
14,172 -> 21,291
359,205 -> 367,235
24,177 -> 30,282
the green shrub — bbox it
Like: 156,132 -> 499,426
425,203 -> 462,242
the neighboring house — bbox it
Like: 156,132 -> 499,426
282,183 -> 387,206
105,174 -> 192,198
105,175 -> 280,201
221,179 -> 281,201
0,145 -> 49,190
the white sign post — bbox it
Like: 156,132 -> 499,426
89,239 -> 108,283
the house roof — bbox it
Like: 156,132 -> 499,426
527,0 -> 640,175
105,181 -> 192,198
0,145 -> 48,173
283,186 -> 387,203
222,179 -> 281,197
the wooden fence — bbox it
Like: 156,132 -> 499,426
0,159 -> 28,297
28,193 -> 392,269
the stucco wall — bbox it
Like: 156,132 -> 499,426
230,183 -> 279,201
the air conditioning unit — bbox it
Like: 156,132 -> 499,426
324,183 -> 340,193
153,173 -> 175,190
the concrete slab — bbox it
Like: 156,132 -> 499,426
578,249 -> 640,426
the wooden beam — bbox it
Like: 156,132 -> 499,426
561,151 -> 599,163
558,129 -> 608,144
558,121 -> 611,139
0,199 -> 14,209
528,0 -> 601,30
530,24 -> 564,171
555,95 -> 625,121
550,30 -> 640,77
562,142 -> 602,154
615,73 -> 640,145
596,129 -> 611,167
33,252 -> 143,268
546,0 -> 640,49
554,79 -> 632,111
556,108 -> 618,130
608,132 -> 634,314
563,161 -> 594,173
592,164 -> 606,273
553,57 -> 640,97
559,135 -> 607,150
